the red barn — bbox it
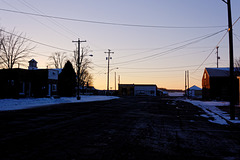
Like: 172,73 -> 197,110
202,68 -> 239,103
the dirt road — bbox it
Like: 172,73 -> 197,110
0,96 -> 240,159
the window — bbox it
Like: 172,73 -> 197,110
204,73 -> 207,79
52,84 -> 57,91
8,80 -> 14,86
19,81 -> 25,95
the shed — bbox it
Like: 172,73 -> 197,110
187,85 -> 202,99
134,84 -> 157,96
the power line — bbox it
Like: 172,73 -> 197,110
92,62 -> 215,74
232,16 -> 240,26
1,29 -> 73,52
118,69 -> 189,73
92,63 -> 106,68
29,51 -> 50,57
113,29 -> 226,65
115,32 -> 224,61
193,16 -> 240,73
18,0 -> 80,39
1,2 -> 103,51
113,74 -> 184,79
0,8 -> 227,29
234,34 -> 240,42
190,76 -> 201,82
92,48 -> 214,64
1,0 -> 73,41
234,34 -> 240,38
114,63 -> 215,70
21,0 -> 109,52
193,31 -> 228,73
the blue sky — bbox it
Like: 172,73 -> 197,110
0,0 -> 240,90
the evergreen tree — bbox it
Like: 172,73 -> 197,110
58,61 -> 76,97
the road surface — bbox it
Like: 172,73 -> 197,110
0,96 -> 240,159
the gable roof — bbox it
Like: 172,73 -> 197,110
205,68 -> 230,77
189,85 -> 202,90
29,59 -> 38,63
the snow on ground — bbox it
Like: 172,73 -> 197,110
168,92 -> 184,97
183,99 -> 240,125
0,96 -> 119,111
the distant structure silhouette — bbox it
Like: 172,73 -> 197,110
28,59 -> 38,70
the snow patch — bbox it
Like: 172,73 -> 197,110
183,99 -> 240,125
168,92 -> 184,97
0,96 -> 119,111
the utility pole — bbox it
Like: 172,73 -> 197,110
105,49 -> 114,95
118,75 -> 120,84
115,72 -> 116,91
72,38 -> 86,100
185,71 -> 187,96
223,0 -> 235,119
118,75 -> 120,91
216,46 -> 220,68
227,0 -> 235,120
185,70 -> 190,98
187,70 -> 190,99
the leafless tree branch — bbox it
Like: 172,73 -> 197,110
0,28 -> 34,69
48,52 -> 67,69
72,46 -> 93,87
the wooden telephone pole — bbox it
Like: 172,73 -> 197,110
222,0 -> 235,119
72,38 -> 86,100
216,46 -> 220,68
105,49 -> 114,95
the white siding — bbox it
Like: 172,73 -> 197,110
134,85 -> 156,96
48,70 -> 58,80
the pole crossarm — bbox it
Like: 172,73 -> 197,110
222,0 -> 228,4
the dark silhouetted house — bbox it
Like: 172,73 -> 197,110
118,84 -> 134,96
0,59 -> 59,98
202,68 -> 239,102
119,84 -> 157,96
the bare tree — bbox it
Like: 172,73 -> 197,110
72,46 -> 93,87
72,49 -> 78,72
235,57 -> 240,67
48,52 -> 67,69
81,70 -> 93,87
79,60 -> 93,87
0,31 -> 2,68
234,57 -> 240,75
0,29 -> 34,69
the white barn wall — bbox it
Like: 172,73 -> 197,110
134,85 -> 157,96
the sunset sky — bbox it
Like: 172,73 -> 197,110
0,0 -> 240,90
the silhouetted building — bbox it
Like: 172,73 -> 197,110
0,59 -> 59,98
202,68 -> 239,102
